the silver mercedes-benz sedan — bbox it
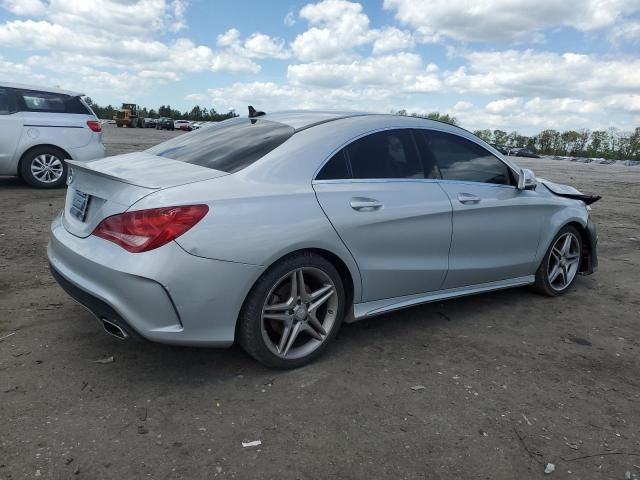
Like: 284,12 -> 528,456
48,110 -> 599,368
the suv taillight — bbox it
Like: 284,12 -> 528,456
87,120 -> 102,132
92,205 -> 209,253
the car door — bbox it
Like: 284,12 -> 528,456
415,129 -> 545,289
313,128 -> 452,302
0,87 -> 23,175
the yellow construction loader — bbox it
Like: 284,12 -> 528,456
114,103 -> 138,128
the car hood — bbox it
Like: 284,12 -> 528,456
539,179 -> 601,205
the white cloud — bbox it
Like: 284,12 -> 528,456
244,33 -> 290,59
372,27 -> 414,54
524,97 -> 599,114
453,100 -> 473,111
609,20 -> 640,44
446,49 -> 640,99
288,52 -> 425,88
168,0 -> 189,32
217,28 -> 241,48
485,97 -> 523,114
384,0 -> 640,43
45,0 -> 177,36
217,28 -> 290,60
284,11 -> 296,27
185,93 -> 208,102
605,94 -> 640,113
0,0 -> 46,16
0,3 -> 274,94
0,55 -> 32,74
210,51 -> 260,74
291,0 -> 375,61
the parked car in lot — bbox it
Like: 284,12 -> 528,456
490,143 -> 508,155
0,81 -> 104,188
174,119 -> 191,130
177,122 -> 203,132
513,148 -> 541,158
142,117 -> 157,128
48,111 -> 599,368
156,117 -> 174,130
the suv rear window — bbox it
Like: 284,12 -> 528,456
146,118 -> 295,173
15,90 -> 92,114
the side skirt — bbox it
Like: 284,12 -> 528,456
348,275 -> 535,322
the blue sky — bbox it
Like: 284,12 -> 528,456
1,0 -> 639,134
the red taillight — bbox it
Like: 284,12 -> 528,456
87,120 -> 102,132
92,205 -> 209,253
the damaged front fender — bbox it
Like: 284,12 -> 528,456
541,180 -> 601,205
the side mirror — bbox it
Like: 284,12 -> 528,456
517,168 -> 537,191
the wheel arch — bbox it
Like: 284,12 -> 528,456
239,247 -> 358,328
563,220 -> 595,273
305,247 -> 355,316
18,143 -> 73,169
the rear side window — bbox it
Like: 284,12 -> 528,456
420,130 -> 512,185
316,129 -> 425,180
146,118 -> 295,173
316,150 -> 350,180
0,88 -> 12,114
15,90 -> 91,114
348,130 -> 423,179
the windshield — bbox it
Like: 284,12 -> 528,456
146,117 -> 295,173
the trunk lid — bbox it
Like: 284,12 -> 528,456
62,152 -> 227,237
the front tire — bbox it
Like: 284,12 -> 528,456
238,252 -> 345,369
20,146 -> 68,189
534,225 -> 582,296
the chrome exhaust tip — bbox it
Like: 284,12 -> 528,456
101,318 -> 128,340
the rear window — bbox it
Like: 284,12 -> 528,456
15,89 -> 91,114
146,118 -> 295,173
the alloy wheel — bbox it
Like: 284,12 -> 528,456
547,232 -> 580,291
31,154 -> 64,184
261,267 -> 338,360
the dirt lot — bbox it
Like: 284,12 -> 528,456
1,125 -> 639,479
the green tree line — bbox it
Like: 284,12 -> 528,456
85,98 -> 238,123
472,127 -> 640,161
394,110 -> 640,161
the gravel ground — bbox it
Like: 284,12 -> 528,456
1,125 -> 639,479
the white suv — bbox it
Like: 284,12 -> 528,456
0,82 -> 105,188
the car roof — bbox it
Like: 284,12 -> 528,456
262,110 -> 476,137
0,81 -> 83,96
260,111 -> 369,130
245,111 -> 521,178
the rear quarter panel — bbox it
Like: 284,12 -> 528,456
19,112 -> 95,154
131,176 -> 364,302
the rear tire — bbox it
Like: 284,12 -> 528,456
238,251 -> 345,369
534,225 -> 582,297
19,146 -> 68,189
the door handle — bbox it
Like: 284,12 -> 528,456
350,198 -> 383,211
458,193 -> 481,204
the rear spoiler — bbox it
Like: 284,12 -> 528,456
65,159 -> 161,188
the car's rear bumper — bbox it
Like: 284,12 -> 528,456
69,137 -> 105,162
47,211 -> 264,346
